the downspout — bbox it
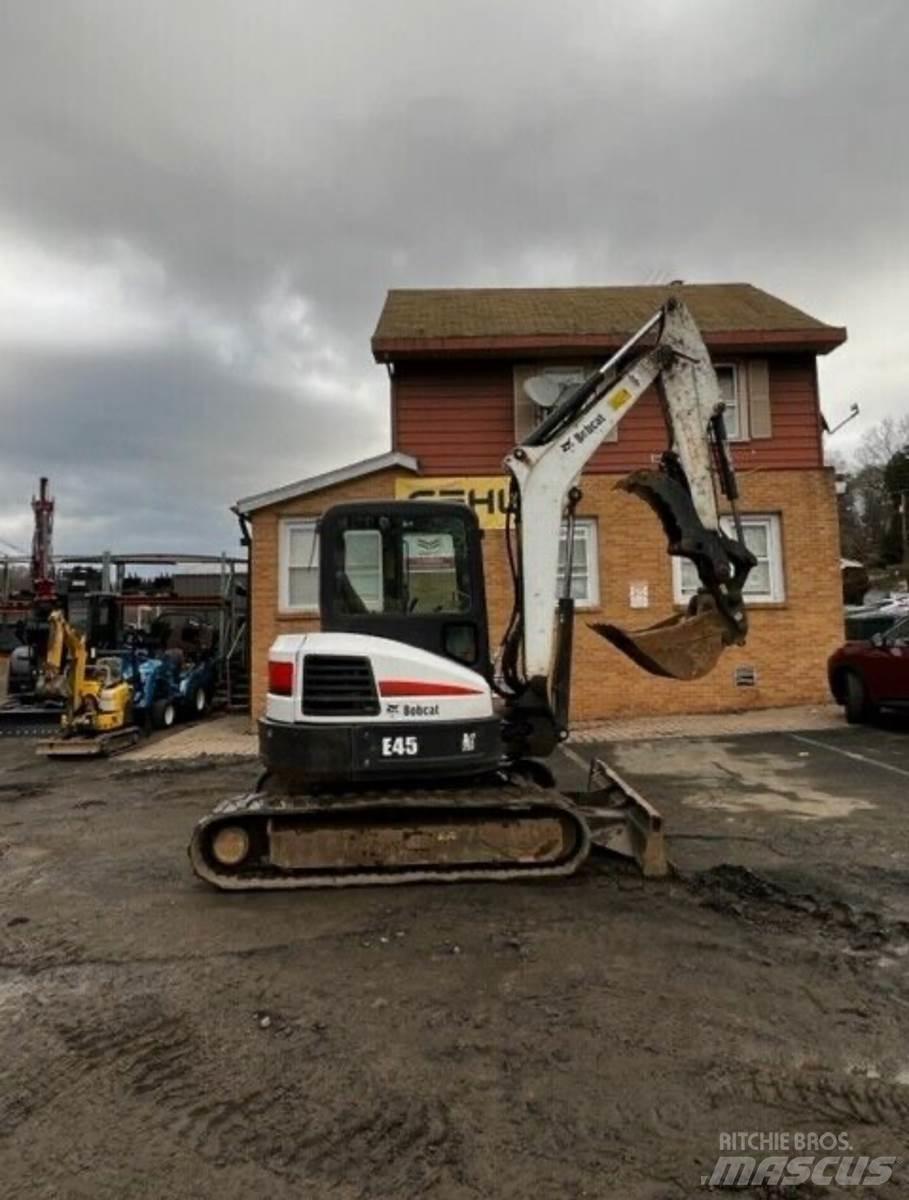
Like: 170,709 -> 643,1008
385,360 -> 396,450
231,504 -> 252,721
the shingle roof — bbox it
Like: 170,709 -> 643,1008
372,283 -> 846,357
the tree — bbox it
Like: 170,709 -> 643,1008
882,445 -> 909,571
855,415 -> 909,472
837,416 -> 909,569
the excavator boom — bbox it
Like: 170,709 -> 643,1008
500,297 -> 755,752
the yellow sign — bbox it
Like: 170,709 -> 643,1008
609,386 -> 632,411
395,476 -> 510,529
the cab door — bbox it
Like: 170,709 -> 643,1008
319,501 -> 492,678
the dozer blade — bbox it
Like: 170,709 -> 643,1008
574,757 -> 669,878
590,597 -> 732,681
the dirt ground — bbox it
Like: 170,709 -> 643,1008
2,717 -> 909,1199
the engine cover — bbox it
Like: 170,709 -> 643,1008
260,713 -> 502,787
262,632 -> 501,786
266,631 -> 495,724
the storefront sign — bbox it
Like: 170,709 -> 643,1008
395,476 -> 510,530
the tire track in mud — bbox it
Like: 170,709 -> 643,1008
0,1083 -> 47,1140
0,937 -> 96,1139
0,934 -> 89,975
751,1067 -> 909,1131
51,997 -> 464,1193
176,1087 -> 458,1190
689,863 -> 909,951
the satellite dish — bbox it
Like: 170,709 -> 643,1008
523,375 -> 574,410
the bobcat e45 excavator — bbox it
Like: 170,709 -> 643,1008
190,298 -> 756,890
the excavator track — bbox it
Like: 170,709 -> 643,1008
189,779 -> 592,890
39,726 -> 142,759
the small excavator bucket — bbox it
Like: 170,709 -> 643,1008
588,457 -> 755,680
590,595 -> 733,681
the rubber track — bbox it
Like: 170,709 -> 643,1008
43,726 -> 141,758
189,783 -> 592,890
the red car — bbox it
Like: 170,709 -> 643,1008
828,614 -> 909,723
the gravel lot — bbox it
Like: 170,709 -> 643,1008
2,716 -> 908,1198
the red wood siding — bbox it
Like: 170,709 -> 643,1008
394,362 -> 516,474
393,354 -> 823,473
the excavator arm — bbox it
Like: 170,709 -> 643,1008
45,610 -> 88,722
500,297 -> 756,755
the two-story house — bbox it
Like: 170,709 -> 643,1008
237,283 -> 847,722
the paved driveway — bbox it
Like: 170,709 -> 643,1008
2,716 -> 909,1197
563,713 -> 909,923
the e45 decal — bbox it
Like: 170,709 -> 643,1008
381,735 -> 419,757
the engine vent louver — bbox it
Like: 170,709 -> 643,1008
302,654 -> 380,717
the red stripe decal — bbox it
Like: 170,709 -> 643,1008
378,679 -> 482,697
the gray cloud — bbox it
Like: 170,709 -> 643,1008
0,0 -> 906,553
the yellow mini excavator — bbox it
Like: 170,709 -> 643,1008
39,611 -> 141,757
190,298 -> 756,889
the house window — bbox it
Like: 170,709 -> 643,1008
673,514 -> 785,603
280,518 -> 319,612
715,364 -> 745,441
557,518 -> 599,608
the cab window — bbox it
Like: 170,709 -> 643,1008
334,513 -> 473,616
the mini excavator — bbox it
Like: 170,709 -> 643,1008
190,298 -> 755,889
39,611 -> 141,757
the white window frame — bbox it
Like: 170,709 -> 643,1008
279,517 -> 320,613
557,517 -> 600,609
714,363 -> 746,442
672,514 -> 785,604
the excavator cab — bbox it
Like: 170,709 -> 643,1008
318,501 -> 492,676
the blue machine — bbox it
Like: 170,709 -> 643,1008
119,649 -> 217,730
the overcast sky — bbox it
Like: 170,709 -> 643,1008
0,0 -> 906,557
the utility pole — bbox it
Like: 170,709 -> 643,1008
902,491 -> 909,590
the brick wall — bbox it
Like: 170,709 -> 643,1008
249,466 -> 842,723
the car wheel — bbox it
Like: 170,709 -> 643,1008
191,686 -> 208,716
844,671 -> 873,725
151,698 -> 177,730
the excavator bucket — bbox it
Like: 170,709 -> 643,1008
589,463 -> 755,680
591,595 -> 733,682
